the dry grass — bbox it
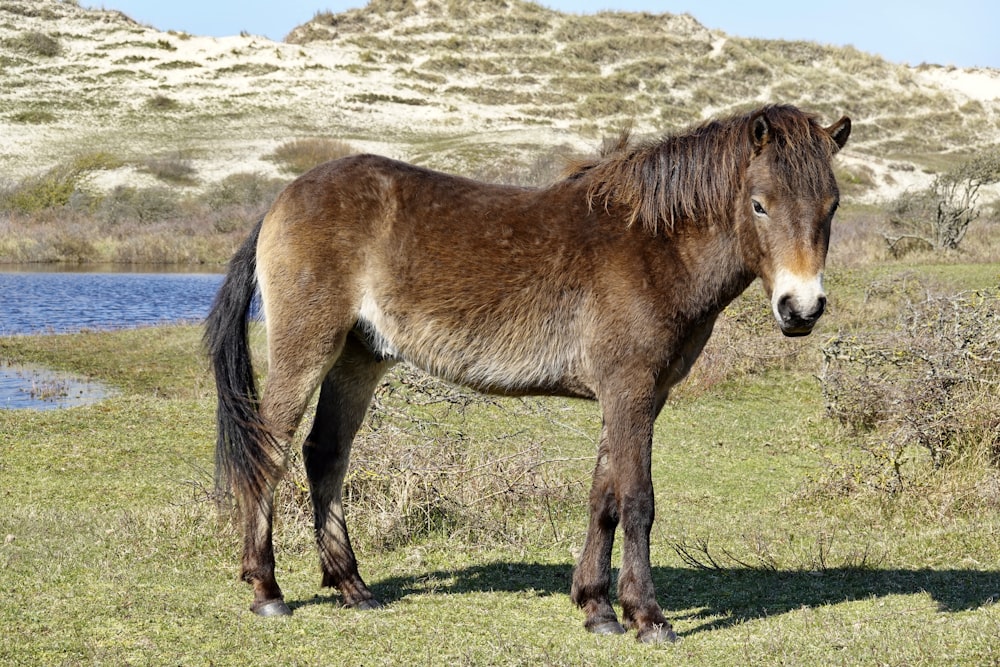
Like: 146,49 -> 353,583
0,165 -> 287,264
4,30 -> 61,57
270,366 -> 592,552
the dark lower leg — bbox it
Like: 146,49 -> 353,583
304,348 -> 388,609
571,446 -> 622,633
241,490 -> 290,615
305,446 -> 379,608
617,486 -> 675,643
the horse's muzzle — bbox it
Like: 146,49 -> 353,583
776,293 -> 826,337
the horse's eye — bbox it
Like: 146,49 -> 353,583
751,199 -> 767,216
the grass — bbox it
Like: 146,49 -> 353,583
2,254 -> 1000,664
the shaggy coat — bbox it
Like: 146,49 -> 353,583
206,104 -> 851,642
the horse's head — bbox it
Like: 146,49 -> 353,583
741,108 -> 851,337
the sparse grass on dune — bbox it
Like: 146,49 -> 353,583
3,0 -> 1000,270
4,0 -> 1000,196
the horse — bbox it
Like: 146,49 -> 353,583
205,104 -> 850,643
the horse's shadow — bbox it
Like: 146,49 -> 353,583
295,562 -> 1000,635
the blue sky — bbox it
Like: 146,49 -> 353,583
92,1 -> 998,69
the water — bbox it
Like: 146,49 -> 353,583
0,267 -> 224,335
0,267 -> 225,409
0,360 -> 118,410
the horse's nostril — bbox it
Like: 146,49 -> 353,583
813,295 -> 827,319
776,294 -> 793,321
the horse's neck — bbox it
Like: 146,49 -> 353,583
671,218 -> 757,319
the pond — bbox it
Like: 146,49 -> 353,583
0,266 -> 224,335
0,266 -> 225,409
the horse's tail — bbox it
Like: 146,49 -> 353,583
204,217 -> 275,508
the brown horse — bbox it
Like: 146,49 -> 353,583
205,104 -> 850,643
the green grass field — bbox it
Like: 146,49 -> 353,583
1,260 -> 999,665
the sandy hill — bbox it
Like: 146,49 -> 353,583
2,0 -> 999,202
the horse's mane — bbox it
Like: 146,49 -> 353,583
572,105 -> 842,234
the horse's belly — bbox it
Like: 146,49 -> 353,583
356,294 -> 590,398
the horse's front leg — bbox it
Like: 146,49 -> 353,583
573,391 -> 676,643
615,423 -> 676,644
571,420 -> 624,635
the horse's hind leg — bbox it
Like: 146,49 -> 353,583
243,328 -> 347,616
303,333 -> 393,609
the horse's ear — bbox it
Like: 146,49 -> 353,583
750,112 -> 770,149
827,116 -> 851,151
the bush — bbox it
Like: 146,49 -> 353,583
6,31 -> 61,57
201,172 -> 286,209
97,185 -> 180,225
820,287 -> 1000,488
0,165 -> 80,213
199,172 -> 287,233
140,155 -> 198,185
885,151 -> 1000,255
265,138 -> 358,175
0,152 -> 125,215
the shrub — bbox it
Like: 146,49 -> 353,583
201,172 -> 286,209
71,152 -> 125,172
0,165 -> 80,213
820,287 -> 1000,488
140,155 -> 198,185
885,151 -> 1000,255
0,152 -> 125,214
199,172 -> 287,233
97,185 -> 180,225
6,31 -> 61,57
265,138 -> 358,175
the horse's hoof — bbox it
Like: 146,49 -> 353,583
254,600 -> 293,617
350,598 -> 383,611
637,624 -> 677,644
588,620 -> 626,635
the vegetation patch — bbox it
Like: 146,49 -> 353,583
154,60 -> 202,70
349,92 -> 428,106
139,154 -> 198,186
144,94 -> 180,111
9,109 -> 57,124
264,137 -> 359,175
213,62 -> 281,77
885,150 -> 1000,254
0,152 -> 119,214
4,30 -> 61,57
820,285 -> 999,486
